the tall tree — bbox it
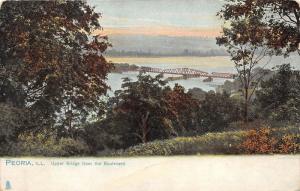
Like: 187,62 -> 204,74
217,13 -> 273,122
218,0 -> 300,55
108,73 -> 175,144
165,84 -> 200,135
256,64 -> 300,122
0,1 -> 112,135
198,91 -> 241,132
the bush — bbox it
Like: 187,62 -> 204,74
113,131 -> 247,156
14,132 -> 90,157
240,126 -> 300,154
112,126 -> 300,156
0,104 -> 28,155
227,120 -> 266,131
197,92 -> 242,132
255,64 -> 300,123
81,121 -> 124,154
240,128 -> 277,154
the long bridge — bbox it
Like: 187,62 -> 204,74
137,67 -> 236,79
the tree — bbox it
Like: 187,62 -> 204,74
0,1 -> 112,135
107,73 -> 175,145
187,87 -> 207,101
82,83 -> 202,152
165,84 -> 200,135
81,120 -> 123,154
198,92 -> 241,132
256,64 -> 300,122
0,104 -> 26,155
16,130 -> 90,156
217,13 -> 273,122
218,0 -> 300,55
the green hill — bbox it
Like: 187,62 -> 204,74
113,126 -> 300,156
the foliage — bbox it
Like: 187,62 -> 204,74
0,1 -> 112,134
227,119 -> 266,131
80,121 -> 123,154
240,127 -> 300,154
112,126 -> 299,156
165,84 -> 200,135
0,104 -> 23,140
113,131 -> 246,156
83,79 -> 219,153
218,0 -> 300,55
1,0 -> 298,156
255,64 -> 300,123
15,131 -> 90,157
105,73 -> 174,147
216,67 -> 273,95
198,91 -> 242,132
83,83 -> 243,153
240,127 -> 277,154
0,103 -> 34,155
216,0 -> 289,122
187,87 -> 207,101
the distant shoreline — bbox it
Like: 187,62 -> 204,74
105,55 -> 229,58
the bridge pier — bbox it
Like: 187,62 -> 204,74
203,76 -> 213,82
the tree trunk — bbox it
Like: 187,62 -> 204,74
297,10 -> 300,50
244,86 -> 249,123
140,112 -> 150,143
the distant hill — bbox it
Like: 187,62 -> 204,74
106,35 -> 228,56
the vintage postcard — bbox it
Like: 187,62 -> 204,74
0,0 -> 299,190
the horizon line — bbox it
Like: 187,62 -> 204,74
95,26 -> 223,38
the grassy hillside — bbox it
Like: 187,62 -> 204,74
113,126 -> 300,156
114,131 -> 246,156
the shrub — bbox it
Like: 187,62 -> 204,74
15,132 -> 90,157
113,131 -> 247,156
255,64 -> 300,123
240,128 -> 277,154
81,120 -> 124,154
198,92 -> 242,132
0,104 -> 28,155
278,135 -> 299,153
240,127 -> 300,154
112,126 -> 300,156
227,120 -> 266,131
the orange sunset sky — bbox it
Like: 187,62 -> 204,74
89,0 -> 224,38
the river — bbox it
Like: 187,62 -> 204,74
106,56 -> 299,94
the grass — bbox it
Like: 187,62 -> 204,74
113,125 -> 300,156
113,130 -> 247,156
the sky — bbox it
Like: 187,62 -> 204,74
0,0 -> 224,53
89,0 -> 224,38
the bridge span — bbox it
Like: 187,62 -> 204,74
138,67 -> 236,79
